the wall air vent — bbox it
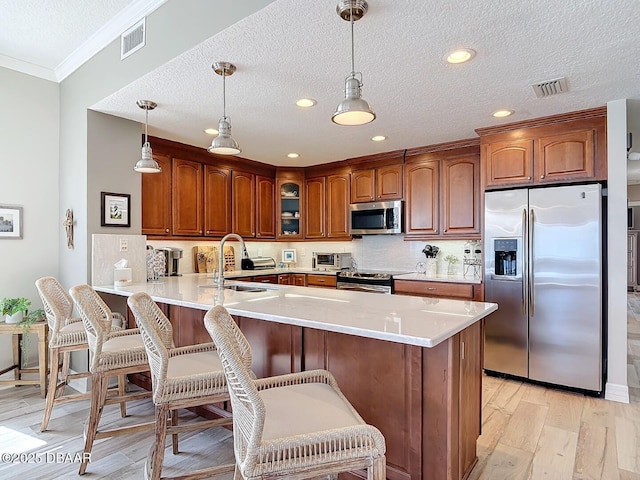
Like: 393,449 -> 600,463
121,18 -> 146,60
531,77 -> 568,98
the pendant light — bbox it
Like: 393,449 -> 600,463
133,100 -> 161,173
332,0 -> 375,126
208,62 -> 241,155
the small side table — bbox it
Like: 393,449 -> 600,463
0,321 -> 48,398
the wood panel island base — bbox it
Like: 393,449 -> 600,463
96,275 -> 497,480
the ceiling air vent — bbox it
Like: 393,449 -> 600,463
121,18 -> 146,60
531,77 -> 568,98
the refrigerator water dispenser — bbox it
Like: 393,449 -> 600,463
493,239 -> 517,276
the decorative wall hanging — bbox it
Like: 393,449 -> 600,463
0,205 -> 23,239
101,192 -> 131,227
63,208 -> 74,249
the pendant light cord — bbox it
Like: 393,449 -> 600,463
222,67 -> 227,120
350,5 -> 355,76
144,106 -> 149,144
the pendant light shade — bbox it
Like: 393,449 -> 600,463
208,62 -> 241,155
134,100 -> 161,173
332,0 -> 375,126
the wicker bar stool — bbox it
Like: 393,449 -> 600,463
204,305 -> 387,480
127,292 -> 242,480
69,284 -> 154,475
35,276 -> 126,432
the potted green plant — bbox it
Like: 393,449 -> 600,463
1,297 -> 31,324
444,255 -> 459,276
16,308 -> 45,367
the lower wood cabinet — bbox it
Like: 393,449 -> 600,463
306,274 -> 337,288
278,273 -> 307,286
394,279 -> 483,301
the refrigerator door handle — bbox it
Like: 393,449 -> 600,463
529,208 -> 535,317
522,208 -> 527,315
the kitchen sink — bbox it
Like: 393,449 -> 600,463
198,283 -> 277,293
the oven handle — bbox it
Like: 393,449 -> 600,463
336,283 -> 390,294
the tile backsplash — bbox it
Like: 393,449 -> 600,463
148,235 -> 480,275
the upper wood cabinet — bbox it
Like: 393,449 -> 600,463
276,170 -> 304,240
351,164 -> 403,203
256,175 -> 276,238
172,158 -> 203,236
404,145 -> 480,239
477,108 -> 607,189
232,171 -> 256,238
142,153 -> 172,236
305,172 -> 351,239
203,165 -> 231,237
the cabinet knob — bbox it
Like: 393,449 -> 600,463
527,176 -> 531,180
540,175 -> 545,179
165,228 -> 169,233
378,195 -> 381,199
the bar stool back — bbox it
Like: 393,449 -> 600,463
69,284 -> 153,475
35,276 -> 125,432
204,305 -> 387,480
127,292 -> 239,480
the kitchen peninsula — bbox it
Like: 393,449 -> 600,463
96,275 -> 497,480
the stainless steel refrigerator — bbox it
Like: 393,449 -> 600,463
483,183 -> 603,392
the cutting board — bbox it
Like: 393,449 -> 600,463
193,246 -> 235,273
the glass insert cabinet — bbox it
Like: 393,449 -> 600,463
277,175 -> 303,240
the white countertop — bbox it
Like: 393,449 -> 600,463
393,272 -> 482,284
96,274 -> 497,348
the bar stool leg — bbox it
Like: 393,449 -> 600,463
60,350 -> 71,386
41,347 -> 61,432
79,372 -> 108,475
171,409 -> 179,454
148,403 -> 169,480
118,374 -> 127,417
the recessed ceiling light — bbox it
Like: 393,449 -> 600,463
204,128 -> 219,135
287,153 -> 300,158
296,98 -> 317,108
446,48 -> 476,64
492,109 -> 515,118
371,135 -> 387,142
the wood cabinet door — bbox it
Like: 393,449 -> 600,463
276,174 -> 304,240
326,173 -> 350,238
376,164 -> 403,200
442,155 -> 480,235
405,161 -> 439,235
172,158 -> 203,236
141,153 -> 172,236
537,129 -> 595,183
292,274 -> 307,286
484,139 -> 534,188
232,171 -> 256,237
305,176 -> 326,238
203,164 -> 231,237
256,175 -> 276,238
351,168 -> 375,203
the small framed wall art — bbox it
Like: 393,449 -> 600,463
282,249 -> 296,263
0,205 -> 23,239
101,192 -> 130,227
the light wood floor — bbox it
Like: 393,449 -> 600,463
1,294 -> 639,479
0,375 -> 638,480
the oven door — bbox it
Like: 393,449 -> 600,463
336,282 -> 391,294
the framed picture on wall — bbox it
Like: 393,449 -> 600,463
101,192 -> 130,227
0,205 -> 23,239
282,249 -> 296,263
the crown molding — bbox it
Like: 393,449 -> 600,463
54,0 -> 168,82
0,54 -> 57,82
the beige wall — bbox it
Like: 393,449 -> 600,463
0,67 -> 59,374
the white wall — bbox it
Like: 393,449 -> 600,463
606,99 -> 630,402
0,67 -> 59,374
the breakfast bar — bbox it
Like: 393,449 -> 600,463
96,274 -> 497,480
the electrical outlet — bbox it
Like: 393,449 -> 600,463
119,238 -> 128,252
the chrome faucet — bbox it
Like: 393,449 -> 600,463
216,233 -> 248,289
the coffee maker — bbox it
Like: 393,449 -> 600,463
158,247 -> 183,276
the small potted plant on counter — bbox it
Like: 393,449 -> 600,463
421,245 -> 440,275
444,255 -> 459,276
1,297 -> 31,324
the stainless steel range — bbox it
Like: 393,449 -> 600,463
336,271 -> 393,294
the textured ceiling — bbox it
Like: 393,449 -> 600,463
3,0 -> 640,179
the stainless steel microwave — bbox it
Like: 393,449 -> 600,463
349,200 -> 403,235
312,252 -> 352,271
